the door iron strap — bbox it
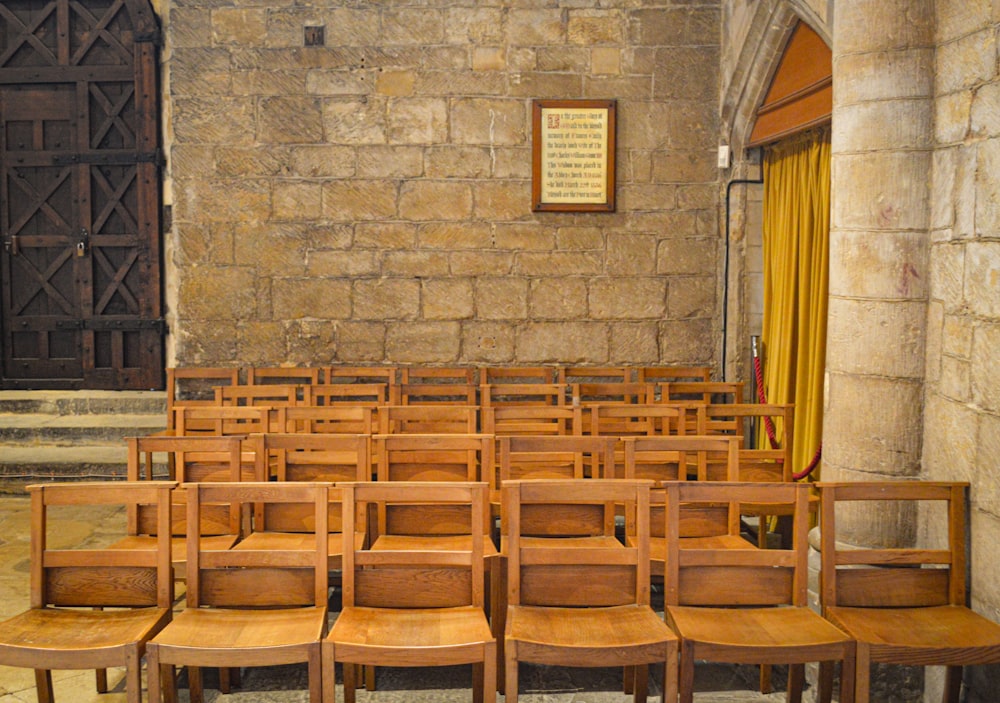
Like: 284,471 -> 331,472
51,151 -> 162,166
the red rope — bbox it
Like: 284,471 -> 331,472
751,353 -> 821,480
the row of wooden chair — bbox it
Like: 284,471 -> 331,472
2,479 -> 998,703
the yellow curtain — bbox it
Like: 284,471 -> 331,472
760,126 -> 830,479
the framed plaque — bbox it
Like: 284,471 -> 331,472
532,99 -> 616,212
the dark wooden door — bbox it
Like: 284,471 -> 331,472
0,0 -> 163,390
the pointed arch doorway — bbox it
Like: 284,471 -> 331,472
0,0 -> 164,390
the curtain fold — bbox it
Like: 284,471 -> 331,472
760,127 -> 830,478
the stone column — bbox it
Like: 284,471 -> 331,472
826,0 -> 934,489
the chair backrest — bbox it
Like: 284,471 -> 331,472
185,481 -> 329,608
621,435 -> 740,483
326,365 -> 398,385
562,366 -> 633,383
29,481 -> 176,610
481,366 -> 564,384
818,481 -> 968,610
303,383 -> 391,407
273,405 -> 375,434
482,405 -> 582,437
397,382 -> 478,405
174,405 -> 272,436
498,435 -> 616,482
247,366 -> 322,385
165,367 -> 240,429
399,367 -> 477,384
127,435 -> 245,537
703,403 -> 794,482
378,405 -> 478,434
216,383 -> 300,407
588,403 -> 688,437
503,479 -> 651,607
663,481 -> 810,607
660,381 -> 744,405
481,383 -> 567,407
255,433 -> 370,483
341,481 -> 488,609
571,382 -> 654,406
636,366 -> 712,383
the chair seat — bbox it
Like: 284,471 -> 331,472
0,607 -> 171,664
234,531 -> 365,568
152,606 -> 327,652
500,534 -> 621,554
111,534 -> 238,556
372,533 -> 499,557
667,605 -> 852,660
826,604 -> 1000,662
331,605 -> 493,650
508,603 -> 674,651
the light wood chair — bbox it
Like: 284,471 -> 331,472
480,366 -> 564,384
502,479 -> 678,703
620,434 -> 741,483
659,380 -> 744,405
174,405 -> 273,436
562,365 -> 633,383
398,382 -> 479,405
571,381 -> 655,406
303,383 -> 391,407
0,481 -> 175,703
274,405 -> 375,435
588,403 -> 690,437
323,481 -> 496,703
325,366 -> 399,403
636,365 -> 712,384
378,404 -> 478,434
216,383 -> 300,407
818,481 -> 1000,703
248,366 -> 322,385
399,366 -> 477,384
146,481 -> 330,703
481,405 -> 582,437
664,481 -> 856,703
165,367 -> 240,431
480,382 -> 567,407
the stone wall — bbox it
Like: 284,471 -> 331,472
161,0 -> 723,368
924,2 -> 1000,700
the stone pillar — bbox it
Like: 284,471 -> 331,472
826,0 -> 934,488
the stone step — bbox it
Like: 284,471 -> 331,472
0,412 -> 166,445
0,390 -> 166,415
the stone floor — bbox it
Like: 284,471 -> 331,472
0,492 -> 833,703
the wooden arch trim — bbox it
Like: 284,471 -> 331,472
748,20 -> 831,148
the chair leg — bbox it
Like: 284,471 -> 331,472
146,647 -> 162,703
343,659 -> 358,703
189,665 -> 204,703
308,645 -> 322,703
364,664 -> 376,690
787,663 -> 804,703
624,665 -> 635,694
492,555 -> 507,695
483,640 -> 497,703
817,661 -> 834,703
760,664 -> 772,694
663,643 -> 678,703
124,646 -> 142,703
505,643 -> 518,703
633,663 -> 649,703
473,662 -> 484,703
943,665 -> 963,703
678,641 -> 696,703
34,670 -> 54,703
840,644 -> 857,703
320,644 -> 336,703
854,643 -> 871,703
96,668 -> 108,693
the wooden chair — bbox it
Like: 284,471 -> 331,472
562,365 -> 633,383
273,405 -> 375,434
325,366 -> 399,403
480,366 -> 564,384
114,436 -> 245,580
482,405 -> 582,437
248,366 -> 322,385
216,383 -> 300,407
378,404 -> 478,434
165,366 -> 240,431
497,435 -> 616,483
480,382 -> 567,407
399,366 -> 477,384
620,434 -> 741,483
636,365 -> 712,384
660,380 -> 744,405
818,481 -> 1000,703
146,481 -> 330,703
398,382 -> 479,405
588,403 -> 690,437
0,481 -> 175,703
303,383 -> 391,407
502,479 -> 678,703
663,481 -> 856,703
173,405 -> 273,436
571,381 -> 654,406
323,481 -> 496,703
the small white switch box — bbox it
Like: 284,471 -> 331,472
717,145 -> 731,169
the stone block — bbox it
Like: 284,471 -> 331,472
537,47 -> 590,73
306,250 -> 379,277
826,298 -> 926,379
216,146 -> 289,178
375,70 -> 416,97
585,75 -> 653,100
290,146 -> 357,178
473,47 -> 506,72
381,8 -> 445,44
444,8 -> 504,44
475,181 -> 531,220
822,372 -> 923,477
505,9 -> 565,45
936,29 -> 996,95
975,138 -> 1000,235
609,322 -> 659,363
174,319 -> 238,364
943,313 -> 975,358
517,322 -> 610,364
425,147 -> 492,179
178,266 -> 259,320
833,99 -> 934,152
171,97 -> 255,145
651,150 -> 717,184
972,322 -> 1000,412
606,233 -> 657,275
237,321 -> 288,365
273,181 -> 323,221
653,47 -> 720,101
266,8 -> 378,48
450,251 -> 516,276
233,222 -> 309,276
258,96 -> 324,144
451,98 -> 526,146
971,82 -> 1000,140
966,242 -> 1000,317
475,278 -> 529,320
590,277 -> 666,319
322,98 -> 387,145
517,252 -> 603,276
834,49 -> 934,104
495,224 -> 555,251
667,275 -> 715,319
354,222 -> 416,249
567,10 -> 623,45
174,179 -> 271,224
418,223 -> 493,249
492,146 -> 533,179
416,72 -> 509,98
398,181 -> 473,221
656,238 -> 716,276
936,0 -> 993,43
386,322 -> 461,363
834,0 -> 933,54
286,320 -> 338,365
591,48 -> 621,75
211,9 -> 268,46
335,321 -> 386,362
169,7 -> 212,49
306,70 -> 371,96
461,322 -> 516,363
422,279 -> 474,320
388,98 -> 448,144
322,180 -> 398,221
272,278 -> 352,320
353,278 -> 420,320
629,7 -> 719,46
937,91 -> 973,145
938,354 -> 972,402
831,152 -> 932,232
529,278 -> 589,319
828,230 -> 930,300
357,146 -> 423,178
657,318 -> 714,364
556,227 -> 604,250
508,71 -> 582,99
929,240 -> 966,309
382,250 -> 450,277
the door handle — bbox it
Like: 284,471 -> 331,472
76,228 -> 89,257
4,235 -> 18,256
